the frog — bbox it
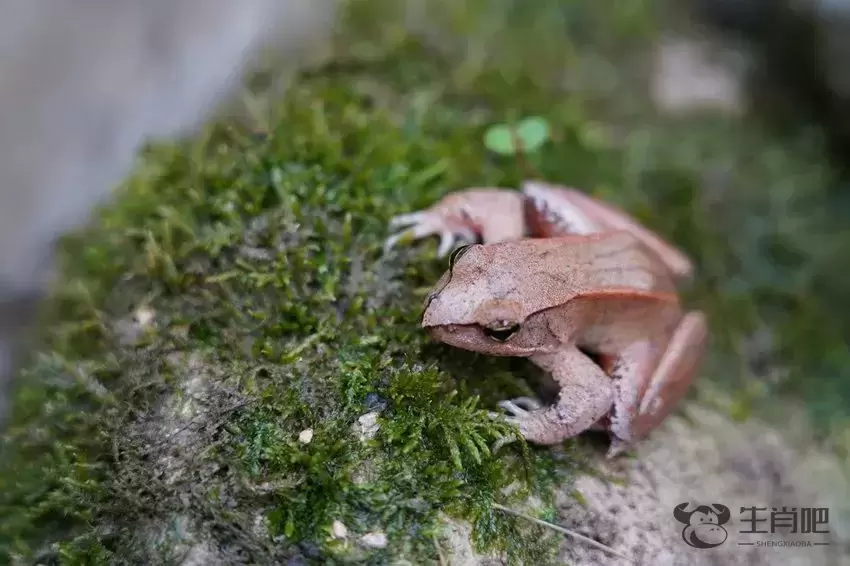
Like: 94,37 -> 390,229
385,180 -> 708,457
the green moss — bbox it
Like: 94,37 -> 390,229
3,0 -> 850,563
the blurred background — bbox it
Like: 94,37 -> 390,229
2,0 -> 850,563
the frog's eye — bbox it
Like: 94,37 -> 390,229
482,321 -> 520,342
448,244 -> 473,269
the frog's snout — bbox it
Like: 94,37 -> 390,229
421,297 -> 451,329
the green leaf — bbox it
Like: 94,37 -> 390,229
515,116 -> 550,152
483,116 -> 551,155
484,124 -> 516,155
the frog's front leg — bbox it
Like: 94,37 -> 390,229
499,347 -> 615,444
384,188 -> 526,256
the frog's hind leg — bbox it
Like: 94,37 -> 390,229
583,351 -> 617,432
607,311 -> 708,458
521,180 -> 693,280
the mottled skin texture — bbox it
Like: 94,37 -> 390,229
386,180 -> 708,457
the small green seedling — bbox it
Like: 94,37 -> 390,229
484,116 -> 551,156
484,116 -> 550,178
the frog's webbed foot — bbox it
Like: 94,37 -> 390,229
384,188 -> 526,255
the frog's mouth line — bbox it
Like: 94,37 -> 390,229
423,323 -> 540,357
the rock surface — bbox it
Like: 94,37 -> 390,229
443,402 -> 850,565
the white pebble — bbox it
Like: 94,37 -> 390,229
360,531 -> 387,548
331,520 -> 348,539
298,429 -> 313,444
356,411 -> 381,441
134,306 -> 155,327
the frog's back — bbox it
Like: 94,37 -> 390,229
565,231 -> 678,295
480,231 -> 677,319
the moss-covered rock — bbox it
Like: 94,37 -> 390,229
2,1 -> 850,564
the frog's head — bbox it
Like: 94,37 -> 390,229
420,241 -> 562,357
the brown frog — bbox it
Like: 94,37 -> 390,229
385,180 -> 707,457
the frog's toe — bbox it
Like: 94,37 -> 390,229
385,210 -> 461,254
498,399 -> 531,417
388,211 -> 428,228
502,415 -> 523,427
384,219 -> 440,252
507,396 -> 543,411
